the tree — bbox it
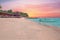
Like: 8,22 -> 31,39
13,12 -> 20,16
0,5 -> 2,12
23,13 -> 29,17
20,12 -> 29,17
0,5 -> 2,10
7,9 -> 12,13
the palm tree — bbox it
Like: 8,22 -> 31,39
0,5 -> 2,12
20,12 -> 29,17
7,9 -> 12,13
23,13 -> 29,17
0,5 -> 2,10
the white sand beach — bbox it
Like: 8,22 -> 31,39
0,18 -> 60,40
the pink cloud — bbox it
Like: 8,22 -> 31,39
1,0 -> 60,17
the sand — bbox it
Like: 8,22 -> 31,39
0,18 -> 60,40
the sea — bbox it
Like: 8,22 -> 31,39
28,18 -> 60,28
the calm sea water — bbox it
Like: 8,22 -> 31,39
28,18 -> 60,27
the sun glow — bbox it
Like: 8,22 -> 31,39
1,0 -> 60,17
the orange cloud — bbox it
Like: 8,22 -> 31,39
1,0 -> 60,18
22,4 -> 60,17
12,4 -> 60,18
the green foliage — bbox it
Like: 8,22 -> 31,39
0,6 -> 29,18
0,10 -> 3,12
20,12 -> 29,17
0,5 -> 3,12
7,9 -> 12,13
23,13 -> 28,17
13,12 -> 20,16
0,5 -> 2,9
0,5 -> 2,12
12,12 -> 29,17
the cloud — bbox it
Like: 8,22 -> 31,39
1,0 -> 60,17
0,0 -> 15,3
1,0 -> 60,4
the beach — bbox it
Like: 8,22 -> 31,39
0,18 -> 60,40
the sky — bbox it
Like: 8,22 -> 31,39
0,0 -> 60,17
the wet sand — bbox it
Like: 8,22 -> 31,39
0,18 -> 60,40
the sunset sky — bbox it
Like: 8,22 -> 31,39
0,0 -> 60,17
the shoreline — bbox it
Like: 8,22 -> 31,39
28,18 -> 60,28
0,18 -> 60,40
